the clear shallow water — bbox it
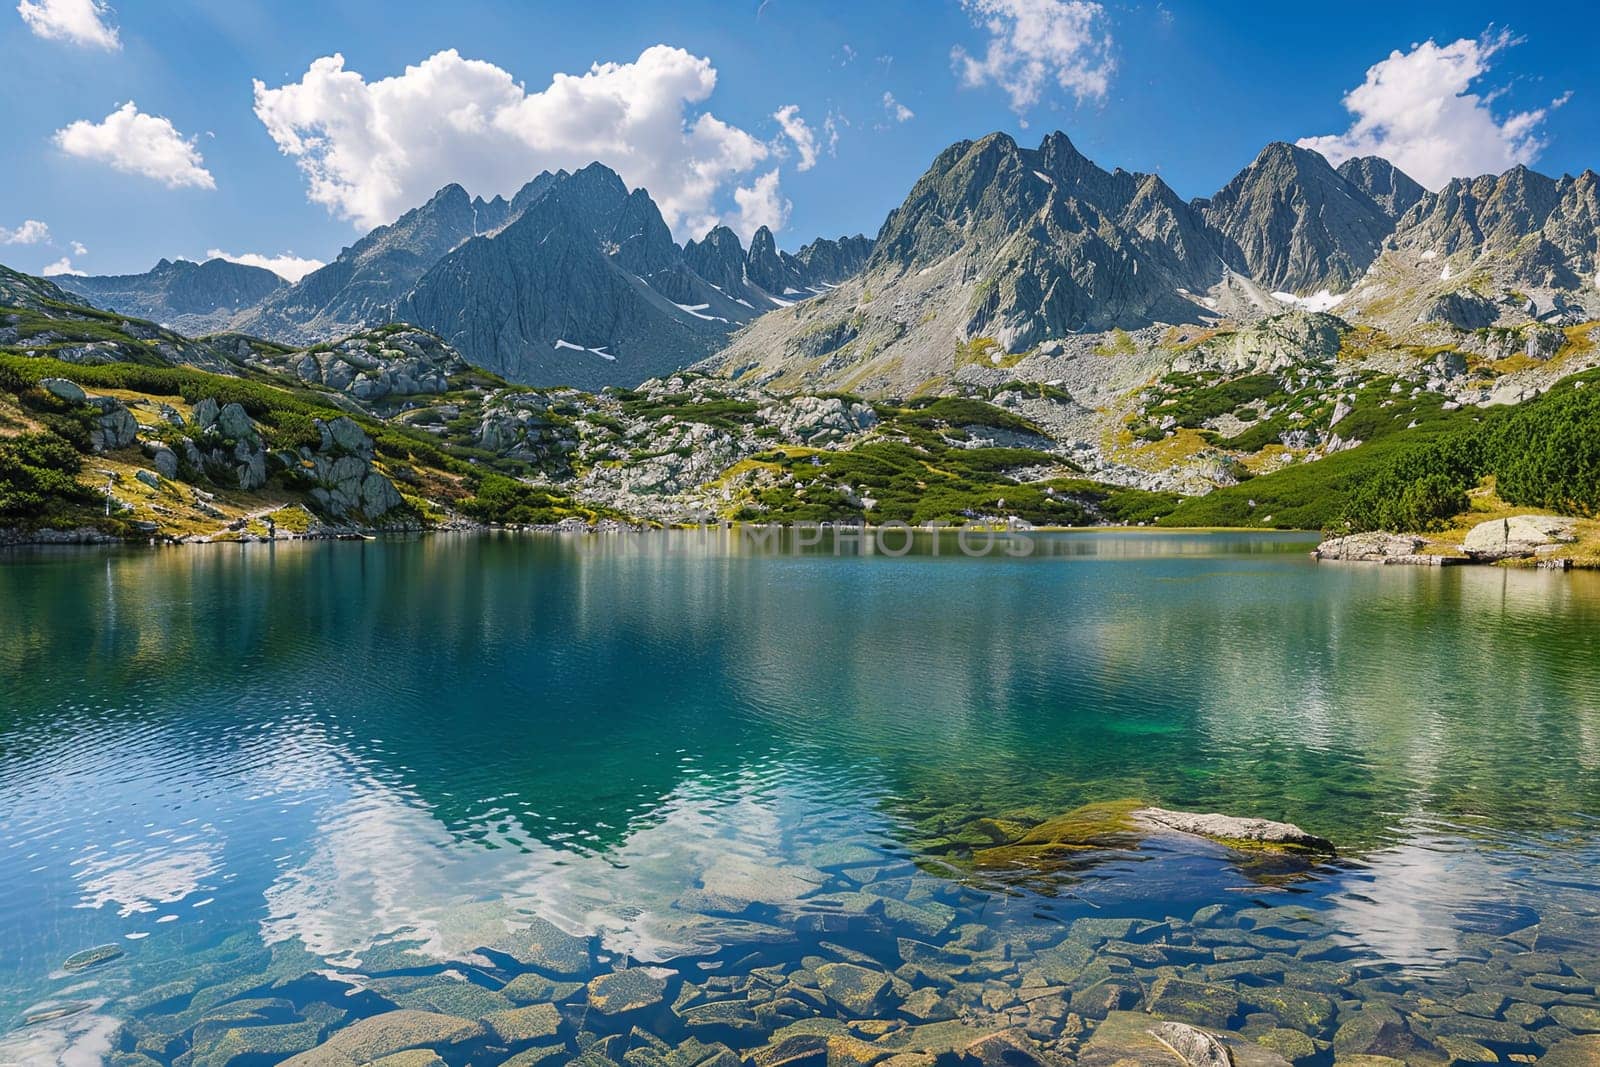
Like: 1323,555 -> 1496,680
1,531 -> 1598,1064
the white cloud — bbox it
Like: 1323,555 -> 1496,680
41,256 -> 85,276
206,248 -> 325,283
823,111 -> 842,156
253,45 -> 779,238
772,104 -> 818,171
952,0 -> 1115,114
16,0 -> 119,50
882,91 -> 915,123
54,102 -> 215,189
733,169 -> 789,241
70,240 -> 87,255
1298,29 -> 1567,190
0,219 -> 50,244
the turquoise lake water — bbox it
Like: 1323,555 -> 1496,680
1,531 -> 1598,1064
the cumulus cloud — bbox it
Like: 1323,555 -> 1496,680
70,240 -> 87,255
253,45 -> 779,237
54,102 -> 215,189
733,169 -> 789,240
772,105 -> 818,170
882,91 -> 914,123
1,219 -> 50,244
952,0 -> 1115,115
1298,29 -> 1567,190
41,256 -> 84,276
17,0 -> 119,50
206,248 -> 325,282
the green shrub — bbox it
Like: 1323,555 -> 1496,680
0,430 -> 95,519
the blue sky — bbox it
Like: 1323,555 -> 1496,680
2,0 -> 1595,280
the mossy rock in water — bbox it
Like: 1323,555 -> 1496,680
969,800 -> 1143,869
586,968 -> 671,1015
62,943 -> 125,971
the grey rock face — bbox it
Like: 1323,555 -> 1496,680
1177,311 -> 1347,374
1147,1021 -> 1233,1067
1461,515 -> 1577,560
1337,155 -> 1429,220
1386,165 -> 1600,296
396,164 -> 742,389
150,446 -> 180,479
297,416 -> 403,520
87,397 -> 139,452
239,182 -> 504,343
874,131 -> 1225,340
1417,291 -> 1500,330
191,397 -> 220,431
1200,142 -> 1395,294
757,395 -> 878,445
216,402 -> 256,441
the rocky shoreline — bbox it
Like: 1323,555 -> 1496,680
1312,515 -> 1586,570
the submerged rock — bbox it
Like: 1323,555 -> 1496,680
62,944 -> 125,972
587,968 -> 671,1015
499,916 -> 591,976
1134,808 -> 1334,854
284,1010 -> 482,1065
483,1003 -> 561,1043
814,962 -> 892,1014
970,800 -> 1142,869
1148,1021 -> 1233,1067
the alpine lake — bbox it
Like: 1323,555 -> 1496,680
2,529 -> 1598,1066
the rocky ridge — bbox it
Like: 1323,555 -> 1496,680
55,257 -> 286,336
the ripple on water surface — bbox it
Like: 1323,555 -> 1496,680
0,533 -> 1597,1064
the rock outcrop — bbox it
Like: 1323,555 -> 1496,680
1134,807 -> 1335,853
292,416 -> 405,521
1461,515 -> 1577,560
1311,532 -> 1425,562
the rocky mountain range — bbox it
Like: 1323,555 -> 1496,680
33,129 -> 1600,405
57,163 -> 871,390
710,131 -> 1600,395
55,257 -> 287,336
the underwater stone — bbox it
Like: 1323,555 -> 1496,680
501,973 -> 585,1004
1147,1021 -> 1232,1067
588,968 -> 671,1015
500,916 -> 591,976
815,962 -> 892,1014
1146,977 -> 1240,1029
62,944 -> 125,972
300,1010 -> 484,1063
484,1003 -> 561,1043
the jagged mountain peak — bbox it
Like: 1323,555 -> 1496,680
1336,156 -> 1429,220
1201,140 -> 1393,294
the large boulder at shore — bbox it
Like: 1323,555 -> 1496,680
1461,515 -> 1577,560
1312,531 -> 1424,561
1134,807 -> 1335,853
